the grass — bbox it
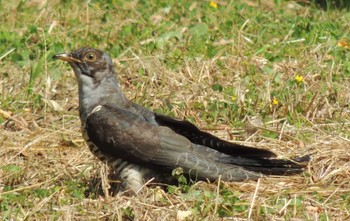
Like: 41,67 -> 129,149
1,0 -> 350,220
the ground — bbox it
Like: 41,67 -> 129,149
0,0 -> 349,220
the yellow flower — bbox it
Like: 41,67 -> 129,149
337,39 -> 349,49
295,75 -> 304,83
209,1 -> 218,9
231,96 -> 236,101
272,97 -> 279,105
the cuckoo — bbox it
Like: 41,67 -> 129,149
54,47 -> 308,194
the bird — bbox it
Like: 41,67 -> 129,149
53,47 -> 308,195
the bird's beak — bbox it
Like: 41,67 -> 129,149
53,53 -> 82,63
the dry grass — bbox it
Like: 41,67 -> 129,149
1,0 -> 350,220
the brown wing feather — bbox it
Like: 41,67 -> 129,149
85,105 -> 261,181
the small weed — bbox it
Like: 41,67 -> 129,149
122,207 -> 134,220
1,164 -> 26,186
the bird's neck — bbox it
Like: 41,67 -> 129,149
78,77 -> 129,121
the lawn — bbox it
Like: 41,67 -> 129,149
0,0 -> 349,220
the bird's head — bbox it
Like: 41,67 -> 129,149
54,47 -> 126,119
53,47 -> 116,85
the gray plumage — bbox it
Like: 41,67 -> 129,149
54,47 -> 307,194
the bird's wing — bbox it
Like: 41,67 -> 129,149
154,113 -> 276,158
85,105 -> 260,181
113,104 -> 306,175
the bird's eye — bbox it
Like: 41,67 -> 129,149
84,52 -> 97,62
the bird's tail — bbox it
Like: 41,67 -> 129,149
191,144 -> 310,176
224,155 -> 310,175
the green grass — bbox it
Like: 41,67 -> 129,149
1,0 -> 350,220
